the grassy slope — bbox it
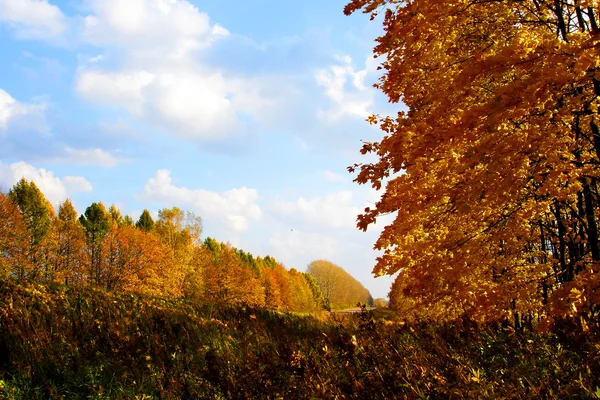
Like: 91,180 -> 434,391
0,279 -> 598,399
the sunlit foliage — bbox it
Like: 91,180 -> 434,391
307,259 -> 372,309
346,0 -> 600,324
0,181 -> 325,313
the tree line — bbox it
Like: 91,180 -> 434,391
0,178 -> 373,312
0,178 -> 328,311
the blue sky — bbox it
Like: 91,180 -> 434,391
0,0 -> 398,298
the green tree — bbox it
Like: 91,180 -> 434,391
79,202 -> 111,285
8,179 -> 54,246
136,209 -> 155,232
123,215 -> 135,227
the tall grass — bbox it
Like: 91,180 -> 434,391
0,279 -> 598,399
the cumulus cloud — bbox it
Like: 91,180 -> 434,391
0,88 -> 47,132
62,176 -> 93,193
76,66 -> 290,141
73,0 -> 297,145
76,70 -> 154,116
271,191 -> 360,230
81,0 -> 229,57
0,161 -> 92,205
139,169 -> 262,232
315,55 -> 376,121
0,0 -> 67,40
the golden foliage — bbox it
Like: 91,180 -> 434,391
0,182 -> 325,313
307,260 -> 372,309
347,0 -> 600,322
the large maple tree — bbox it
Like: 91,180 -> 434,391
346,0 -> 600,323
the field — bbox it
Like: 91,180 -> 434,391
0,279 -> 598,399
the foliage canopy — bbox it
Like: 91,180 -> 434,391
346,0 -> 600,322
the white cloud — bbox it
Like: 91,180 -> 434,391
0,0 -> 67,39
322,169 -> 348,183
315,55 -> 374,121
54,147 -> 125,167
0,89 -> 46,131
75,65 -> 289,142
87,54 -> 104,64
76,70 -> 155,116
139,169 -> 262,232
0,161 -> 92,205
74,0 -> 293,144
271,191 -> 360,230
62,176 -> 93,193
81,0 -> 228,59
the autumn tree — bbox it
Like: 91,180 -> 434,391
286,268 -> 322,312
202,238 -> 265,307
79,202 -> 111,286
103,225 -> 177,297
183,244 -> 212,300
0,192 -> 31,279
108,205 -> 124,227
303,272 -> 326,310
54,199 -> 87,286
346,0 -> 600,322
154,207 -> 202,295
307,260 -> 372,309
373,298 -> 388,308
123,215 -> 135,227
8,179 -> 55,281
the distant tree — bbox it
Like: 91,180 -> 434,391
373,298 -> 388,308
183,245 -> 212,300
122,215 -> 135,227
8,179 -> 56,280
303,272 -> 326,310
79,202 -> 111,285
102,225 -> 177,297
0,193 -> 31,279
108,205 -> 124,227
262,267 -> 283,309
154,207 -> 199,294
271,263 -> 291,309
202,242 -> 265,307
184,210 -> 203,245
54,199 -> 87,285
136,209 -> 155,232
286,268 -> 321,312
307,260 -> 372,309
8,179 -> 54,246
204,237 -> 221,256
